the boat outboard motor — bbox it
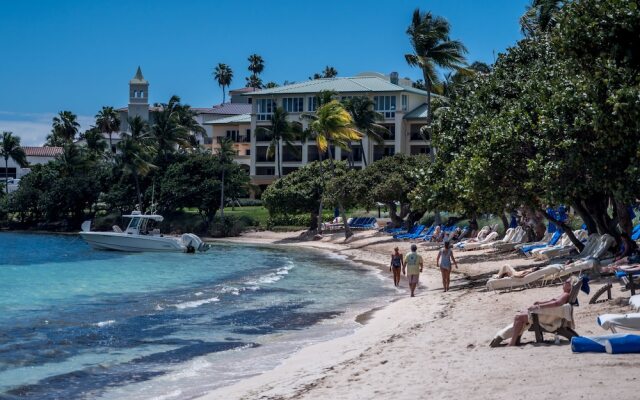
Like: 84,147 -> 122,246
81,220 -> 92,232
181,233 -> 207,252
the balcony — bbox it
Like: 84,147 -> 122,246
217,136 -> 250,144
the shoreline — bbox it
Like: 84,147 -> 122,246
199,230 -> 639,400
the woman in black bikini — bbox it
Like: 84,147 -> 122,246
390,247 -> 404,287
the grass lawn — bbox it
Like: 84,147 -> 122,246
219,206 -> 270,227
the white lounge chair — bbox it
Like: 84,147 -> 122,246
554,234 -> 616,278
460,231 -> 499,251
598,313 -> 640,333
630,295 -> 640,311
491,226 -> 528,251
531,230 -> 589,260
486,264 -> 563,291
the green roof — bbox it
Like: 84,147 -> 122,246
203,114 -> 251,125
248,76 -> 431,97
404,103 -> 429,119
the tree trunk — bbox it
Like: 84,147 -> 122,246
360,139 -> 368,167
572,200 -> 597,234
220,169 -> 225,219
133,172 -> 143,211
543,209 -> 584,252
109,132 -> 113,156
406,208 -> 427,228
309,211 -> 318,231
388,202 -> 403,227
327,145 -> 352,239
615,199 -> 632,236
276,139 -> 281,178
316,153 -> 325,235
500,212 -> 509,234
4,158 -> 8,195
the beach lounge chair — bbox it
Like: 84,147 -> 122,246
632,224 -> 640,241
416,225 -> 436,240
490,277 -> 583,346
531,230 -> 589,261
486,264 -> 563,291
490,226 -> 529,251
630,295 -> 640,311
518,230 -> 562,255
459,231 -> 499,251
394,225 -> 425,240
598,313 -> 640,333
554,234 -> 616,278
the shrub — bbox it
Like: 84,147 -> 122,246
266,214 -> 312,229
208,215 -> 258,237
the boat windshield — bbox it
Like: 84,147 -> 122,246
126,217 -> 141,233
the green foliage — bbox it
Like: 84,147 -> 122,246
266,214 -> 313,229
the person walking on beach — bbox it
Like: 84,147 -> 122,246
437,241 -> 458,292
403,244 -> 423,297
389,247 -> 404,287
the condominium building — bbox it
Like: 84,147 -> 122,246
247,72 -> 431,191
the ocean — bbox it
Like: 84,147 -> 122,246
0,232 -> 394,399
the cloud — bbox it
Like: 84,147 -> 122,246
0,111 -> 94,146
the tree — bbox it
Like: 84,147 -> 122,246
80,127 -> 108,159
263,160 -> 345,231
405,9 -> 467,127
310,66 -> 338,80
360,154 -> 431,227
150,96 -> 191,161
343,97 -> 388,167
246,54 -> 264,89
95,106 -> 121,154
116,116 -> 155,209
0,132 -> 28,194
161,152 -> 248,226
308,100 -> 362,238
520,0 -> 565,37
51,111 -> 80,143
264,82 -> 279,89
213,63 -> 234,103
256,107 -> 302,178
216,138 -> 236,219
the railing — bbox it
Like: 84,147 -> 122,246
217,136 -> 250,144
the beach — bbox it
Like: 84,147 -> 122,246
200,230 -> 639,400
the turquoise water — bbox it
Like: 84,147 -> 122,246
0,232 -> 393,399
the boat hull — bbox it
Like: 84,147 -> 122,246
79,232 -> 186,252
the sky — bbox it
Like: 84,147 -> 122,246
0,0 -> 530,145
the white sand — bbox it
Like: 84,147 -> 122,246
198,230 -> 639,400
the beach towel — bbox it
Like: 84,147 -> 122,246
486,264 -> 562,291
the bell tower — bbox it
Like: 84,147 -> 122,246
128,66 -> 149,121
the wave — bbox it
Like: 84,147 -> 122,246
93,320 -> 116,327
172,297 -> 220,310
245,262 -> 295,286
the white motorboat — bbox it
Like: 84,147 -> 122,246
79,211 -> 207,253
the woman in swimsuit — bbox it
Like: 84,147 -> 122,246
390,247 -> 404,287
437,241 -> 458,292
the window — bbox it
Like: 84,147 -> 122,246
410,124 -> 428,141
226,130 -> 239,141
373,95 -> 396,118
245,149 -> 250,156
307,96 -> 318,112
257,99 -> 275,120
140,91 -> 144,98
341,145 -> 362,162
373,145 -> 395,161
133,90 -> 138,98
256,146 -> 274,162
282,97 -> 304,112
282,167 -> 299,175
256,167 -> 275,176
410,146 -> 431,155
282,146 -> 303,162
401,95 -> 408,111
0,167 -> 17,179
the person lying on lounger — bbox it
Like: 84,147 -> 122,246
509,279 -> 572,346
495,264 -> 541,279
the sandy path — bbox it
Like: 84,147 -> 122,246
199,230 -> 639,400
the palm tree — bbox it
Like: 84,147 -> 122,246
247,54 -> 264,89
343,97 -> 388,167
52,111 -> 80,142
520,0 -> 565,36
80,127 -> 108,158
213,63 -> 234,103
174,103 -> 207,149
256,107 -> 302,178
216,138 -> 236,219
95,106 -> 121,154
405,9 -> 467,127
309,100 -> 362,238
264,82 -> 279,89
323,66 -> 338,78
116,116 -> 155,209
150,97 -> 191,160
245,74 -> 263,89
0,131 -> 28,194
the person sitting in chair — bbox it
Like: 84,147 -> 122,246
509,279 -> 572,346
